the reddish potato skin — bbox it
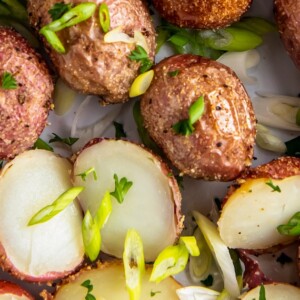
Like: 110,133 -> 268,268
27,0 -> 156,104
0,27 -> 53,159
141,54 -> 256,181
274,0 -> 300,69
0,281 -> 33,299
152,0 -> 251,29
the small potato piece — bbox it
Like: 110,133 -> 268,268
0,281 -> 33,300
274,0 -> 300,69
152,0 -> 251,29
141,54 -> 256,181
73,139 -> 183,262
27,0 -> 156,104
218,157 -> 300,250
0,150 -> 84,282
0,27 -> 53,159
240,283 -> 300,300
43,262 -> 181,300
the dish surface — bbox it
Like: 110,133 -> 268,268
0,0 -> 300,298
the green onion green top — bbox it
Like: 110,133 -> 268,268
99,3 -> 110,33
173,96 -> 205,136
277,211 -> 300,236
1,71 -> 17,90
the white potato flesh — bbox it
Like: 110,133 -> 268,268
218,176 -> 300,249
73,140 -> 179,262
240,283 -> 300,300
54,263 -> 181,300
0,150 -> 84,279
0,295 -> 30,300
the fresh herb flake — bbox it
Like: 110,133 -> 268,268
113,121 -> 127,139
150,290 -> 161,297
129,45 -> 153,74
49,133 -> 78,146
33,138 -> 54,152
1,71 -> 17,90
168,70 -> 180,77
110,174 -> 133,204
277,211 -> 300,236
76,167 -> 98,182
48,2 -> 72,21
200,274 -> 213,287
81,279 -> 96,300
265,179 -> 281,192
173,96 -> 205,136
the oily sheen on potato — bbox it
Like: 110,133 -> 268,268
0,150 -> 84,281
43,262 -> 181,300
218,157 -> 300,250
141,54 -> 256,181
73,139 -> 183,262
27,0 -> 156,104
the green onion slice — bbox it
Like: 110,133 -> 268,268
39,27 -> 66,54
28,186 -> 84,226
82,210 -> 101,262
99,3 -> 110,33
277,211 -> 300,236
179,236 -> 200,256
95,191 -> 112,229
123,229 -> 145,300
150,244 -> 189,283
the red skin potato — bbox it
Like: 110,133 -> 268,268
0,280 -> 34,299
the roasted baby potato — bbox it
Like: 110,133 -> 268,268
218,156 -> 300,250
0,27 -> 53,159
0,281 -> 33,300
141,54 -> 256,181
27,0 -> 156,104
152,0 -> 251,29
274,0 -> 300,69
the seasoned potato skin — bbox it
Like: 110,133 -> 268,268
27,0 -> 156,104
0,27 -> 53,159
274,0 -> 300,69
0,281 -> 33,299
141,54 -> 256,181
152,0 -> 251,29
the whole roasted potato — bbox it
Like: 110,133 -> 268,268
0,27 -> 53,160
141,54 -> 256,181
0,281 -> 33,300
218,156 -> 300,251
274,0 -> 300,69
152,0 -> 252,29
27,0 -> 156,104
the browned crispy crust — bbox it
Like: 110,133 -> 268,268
153,0 -> 252,29
0,281 -> 34,299
141,54 -> 256,181
0,27 -> 53,159
274,0 -> 300,69
27,0 -> 156,104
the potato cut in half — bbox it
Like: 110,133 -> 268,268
218,157 -> 300,250
43,262 -> 181,300
240,283 -> 300,300
73,139 -> 183,262
0,281 -> 33,300
0,150 -> 84,281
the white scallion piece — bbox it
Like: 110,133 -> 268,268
176,286 -> 220,300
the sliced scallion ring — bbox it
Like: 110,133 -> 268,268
179,236 -> 200,256
95,191 -> 112,229
39,27 -> 66,53
28,186 -> 84,226
129,70 -> 154,98
123,229 -> 145,300
99,3 -> 110,33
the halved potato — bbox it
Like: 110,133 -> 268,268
42,262 -> 182,300
73,139 -> 183,262
0,281 -> 33,299
0,150 -> 84,281
240,283 -> 300,300
218,157 -> 300,250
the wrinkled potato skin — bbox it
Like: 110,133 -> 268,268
153,0 -> 251,29
141,54 -> 256,181
27,0 -> 156,104
274,0 -> 300,69
0,27 -> 53,160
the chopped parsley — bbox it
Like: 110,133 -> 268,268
150,290 -> 161,297
33,138 -> 54,152
265,179 -> 281,192
113,121 -> 127,139
48,2 -> 72,21
1,72 -> 17,90
49,133 -> 78,146
81,279 -> 96,300
76,167 -> 98,182
129,45 -> 153,74
173,96 -> 205,136
110,174 -> 133,204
